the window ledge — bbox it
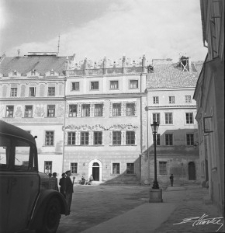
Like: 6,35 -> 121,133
42,145 -> 55,147
110,145 -> 137,146
66,145 -> 104,147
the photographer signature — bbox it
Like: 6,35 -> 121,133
173,213 -> 224,232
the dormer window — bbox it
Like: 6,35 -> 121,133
50,69 -> 54,75
13,70 -> 17,76
31,69 -> 36,75
180,56 -> 189,72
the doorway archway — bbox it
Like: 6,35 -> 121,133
88,159 -> 102,182
188,162 -> 196,180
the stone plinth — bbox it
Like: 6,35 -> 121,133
149,188 -> 163,203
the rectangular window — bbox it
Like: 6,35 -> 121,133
112,103 -> 121,116
112,163 -> 120,174
48,87 -> 55,96
113,131 -> 121,145
44,161 -> 52,174
186,134 -> 194,145
82,104 -> 90,117
29,87 -> 36,97
127,163 -> 134,174
71,163 -> 78,174
185,95 -> 192,103
72,82 -> 79,91
47,105 -> 55,117
45,131 -> 54,146
152,113 -> 160,124
80,132 -> 89,145
126,131 -> 135,145
10,88 -> 17,97
110,81 -> 119,90
24,105 -> 33,118
186,113 -> 194,124
165,134 -> 173,145
129,80 -> 138,89
159,162 -> 167,175
94,104 -> 103,117
165,113 -> 173,124
169,96 -> 175,104
68,132 -> 76,145
69,105 -> 77,117
153,96 -> 159,104
156,134 -> 160,145
94,131 -> 102,145
6,106 -> 14,118
126,103 -> 135,116
90,81 -> 99,90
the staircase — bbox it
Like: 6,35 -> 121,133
102,175 -> 140,185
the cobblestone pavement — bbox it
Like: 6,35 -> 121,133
57,185 -> 150,233
57,184 -> 224,233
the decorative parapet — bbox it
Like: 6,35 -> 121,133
67,55 -> 149,76
64,123 -> 138,131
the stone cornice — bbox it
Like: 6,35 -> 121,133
66,93 -> 146,100
0,97 -> 65,102
146,105 -> 197,110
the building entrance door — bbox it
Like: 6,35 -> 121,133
188,162 -> 196,180
92,162 -> 100,181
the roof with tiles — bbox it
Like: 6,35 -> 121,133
146,58 -> 203,89
0,54 -> 68,76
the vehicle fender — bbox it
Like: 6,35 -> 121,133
28,190 -> 68,230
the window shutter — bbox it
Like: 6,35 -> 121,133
77,104 -> 81,117
109,131 -> 112,145
102,131 -> 104,145
76,132 -> 80,145
135,131 -> 137,145
90,104 -> 94,117
102,103 -> 105,117
89,131 -> 93,145
121,102 -> 126,116
65,131 -> 68,145
121,131 -> 126,145
134,102 -> 137,116
109,102 -> 112,117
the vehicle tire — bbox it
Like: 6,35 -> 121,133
37,197 -> 61,233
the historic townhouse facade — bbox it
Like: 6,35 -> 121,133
142,57 -> 203,185
194,0 -> 224,215
63,56 -> 148,183
0,52 -> 67,175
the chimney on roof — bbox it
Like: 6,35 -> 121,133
180,56 -> 190,72
17,49 -> 20,57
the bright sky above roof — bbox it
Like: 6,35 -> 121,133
0,0 -> 207,62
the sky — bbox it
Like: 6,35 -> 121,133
0,0 -> 207,63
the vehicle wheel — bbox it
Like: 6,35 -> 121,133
37,197 -> 61,233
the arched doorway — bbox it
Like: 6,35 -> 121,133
92,162 -> 100,181
188,162 -> 196,180
88,159 -> 102,182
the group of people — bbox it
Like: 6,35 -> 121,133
48,170 -> 75,215
79,175 -> 94,185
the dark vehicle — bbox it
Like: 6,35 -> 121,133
0,120 -> 68,233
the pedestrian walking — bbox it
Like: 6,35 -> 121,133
170,174 -> 174,187
59,173 -> 66,197
49,172 -> 59,191
65,170 -> 75,215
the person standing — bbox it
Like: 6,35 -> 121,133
170,174 -> 174,187
49,172 -> 59,191
65,170 -> 75,214
59,173 -> 66,197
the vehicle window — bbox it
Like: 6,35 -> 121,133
0,135 -> 11,170
14,138 -> 31,171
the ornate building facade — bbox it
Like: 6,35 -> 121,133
0,52 -> 203,186
63,55 -> 147,183
0,52 -> 67,174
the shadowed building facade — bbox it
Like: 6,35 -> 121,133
142,57 -> 203,186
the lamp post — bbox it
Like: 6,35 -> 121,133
151,121 -> 159,189
149,121 -> 163,202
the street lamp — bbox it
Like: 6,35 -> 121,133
150,121 -> 159,189
149,121 -> 163,203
